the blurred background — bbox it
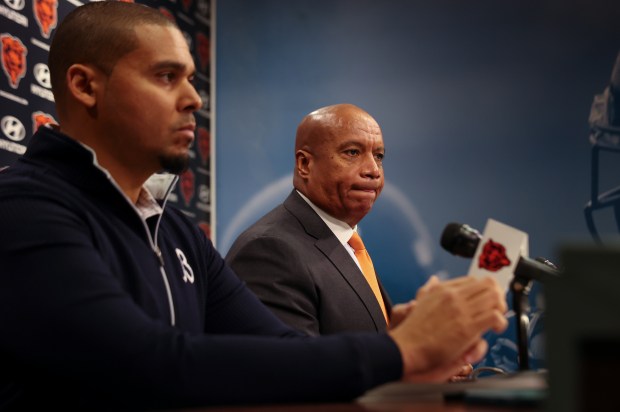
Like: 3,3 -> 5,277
2,0 -> 619,374
214,0 -> 620,371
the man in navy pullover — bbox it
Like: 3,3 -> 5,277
0,2 -> 508,410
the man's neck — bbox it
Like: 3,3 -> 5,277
296,190 -> 356,246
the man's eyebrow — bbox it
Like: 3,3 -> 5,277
337,140 -> 385,151
150,60 -> 193,72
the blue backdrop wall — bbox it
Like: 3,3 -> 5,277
215,0 -> 620,371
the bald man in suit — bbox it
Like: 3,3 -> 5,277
226,104 -> 396,336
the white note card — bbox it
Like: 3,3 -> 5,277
468,218 -> 529,292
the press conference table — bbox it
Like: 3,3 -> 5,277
191,401 -> 540,412
184,372 -> 546,412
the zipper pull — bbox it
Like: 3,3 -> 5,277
154,246 -> 165,267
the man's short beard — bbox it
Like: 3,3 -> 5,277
159,154 -> 190,175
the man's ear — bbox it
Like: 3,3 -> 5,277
65,64 -> 100,108
295,149 -> 312,178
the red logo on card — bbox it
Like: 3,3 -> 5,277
478,239 -> 511,272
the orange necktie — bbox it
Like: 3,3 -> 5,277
348,232 -> 388,323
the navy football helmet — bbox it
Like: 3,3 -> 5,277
584,51 -> 620,242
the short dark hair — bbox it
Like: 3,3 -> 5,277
49,1 -> 177,102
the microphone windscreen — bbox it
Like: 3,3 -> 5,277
440,222 -> 481,258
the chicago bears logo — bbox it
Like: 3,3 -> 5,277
196,127 -> 210,164
158,7 -> 176,23
198,221 -> 211,239
33,0 -> 58,39
478,238 -> 511,272
179,169 -> 195,206
32,111 -> 57,134
181,0 -> 192,12
1,34 -> 27,89
196,32 -> 209,72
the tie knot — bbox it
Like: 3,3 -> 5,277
348,231 -> 366,251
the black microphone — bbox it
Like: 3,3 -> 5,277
440,222 -> 560,282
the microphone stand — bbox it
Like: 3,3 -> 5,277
510,256 -> 558,371
510,275 -> 533,371
439,223 -> 561,371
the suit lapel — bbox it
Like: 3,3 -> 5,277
283,191 -> 388,329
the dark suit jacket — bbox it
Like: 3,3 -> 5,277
225,190 -> 392,336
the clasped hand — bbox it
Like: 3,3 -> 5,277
388,275 -> 508,383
